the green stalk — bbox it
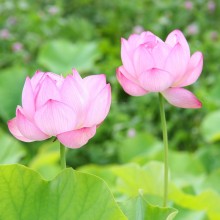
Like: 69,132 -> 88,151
60,143 -> 66,169
158,93 -> 169,207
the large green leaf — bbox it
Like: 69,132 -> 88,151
174,206 -> 208,220
119,195 -> 178,220
0,164 -> 126,220
0,129 -> 25,164
37,39 -> 100,73
169,185 -> 220,220
201,110 -> 220,142
78,161 -> 220,219
0,66 -> 27,121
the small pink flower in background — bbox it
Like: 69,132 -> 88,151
210,31 -> 218,41
7,16 -> 17,25
207,1 -> 216,12
12,42 -> 23,52
0,29 -> 10,39
127,128 -> 136,138
133,25 -> 144,34
8,69 -> 111,148
116,29 -> 203,108
184,0 -> 193,10
186,23 -> 199,36
48,6 -> 59,15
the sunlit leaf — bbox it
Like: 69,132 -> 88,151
119,195 -> 178,220
0,164 -> 126,220
174,205 -> 208,220
111,162 -> 165,199
170,185 -> 220,220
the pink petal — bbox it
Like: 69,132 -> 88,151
35,75 -> 61,109
8,118 -> 33,142
139,68 -> 173,92
164,43 -> 189,83
71,69 -> 87,97
162,87 -> 202,108
60,75 -> 87,127
30,70 -> 45,90
133,45 -> 154,75
83,84 -> 111,127
34,100 -> 77,136
72,68 -> 83,82
121,38 -> 135,75
165,29 -> 190,58
22,77 -> 35,120
61,75 -> 86,109
152,42 -> 171,69
128,31 -> 161,48
44,72 -> 64,88
177,52 -> 203,87
117,65 -> 138,83
57,126 -> 96,148
16,108 -> 49,141
116,67 -> 148,96
127,34 -> 140,50
83,74 -> 106,99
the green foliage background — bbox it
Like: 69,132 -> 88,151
0,0 -> 220,219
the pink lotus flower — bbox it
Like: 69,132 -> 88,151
8,69 -> 111,148
116,29 -> 203,108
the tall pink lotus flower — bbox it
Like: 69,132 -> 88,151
116,29 -> 203,108
8,69 -> 111,148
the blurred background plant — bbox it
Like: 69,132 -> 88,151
0,0 -> 220,219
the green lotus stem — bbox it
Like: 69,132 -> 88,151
158,93 -> 169,207
60,143 -> 66,169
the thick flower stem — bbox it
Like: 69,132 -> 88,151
60,143 -> 66,169
158,93 -> 169,207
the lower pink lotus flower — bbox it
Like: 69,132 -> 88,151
8,69 -> 111,148
116,29 -> 203,108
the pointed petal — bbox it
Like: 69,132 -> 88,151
165,29 -> 190,58
162,88 -> 202,108
126,35 -> 140,50
133,45 -> 154,75
35,100 -> 77,136
16,108 -> 49,141
30,70 -> 45,90
57,126 -> 96,149
44,72 -> 64,88
139,68 -> 173,92
83,84 -> 111,127
152,42 -> 171,69
121,38 -> 135,74
70,69 -> 88,99
165,43 -> 189,82
22,77 -> 35,120
72,68 -> 83,81
35,76 -> 61,109
116,67 -> 148,96
60,75 -> 87,127
177,52 -> 203,87
61,75 -> 86,111
83,74 -> 106,99
8,118 -> 33,142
